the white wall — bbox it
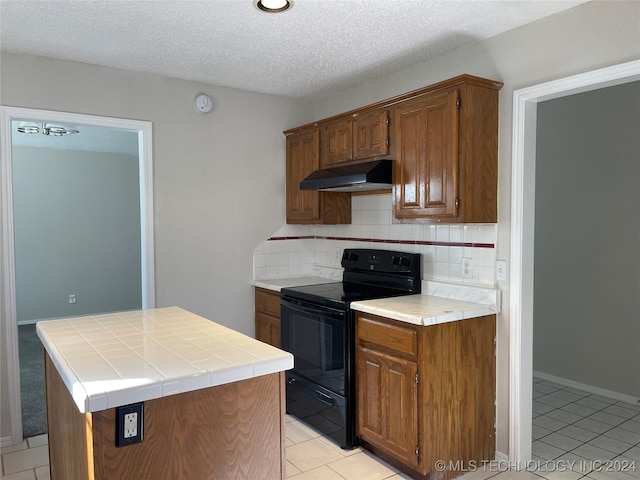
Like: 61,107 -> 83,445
299,1 -> 640,454
0,52 -> 300,440
533,81 -> 640,398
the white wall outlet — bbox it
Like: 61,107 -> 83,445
335,248 -> 341,261
461,257 -> 473,279
496,260 -> 507,281
116,402 -> 144,447
124,412 -> 138,438
68,294 -> 76,304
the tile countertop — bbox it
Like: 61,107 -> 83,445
351,281 -> 500,326
36,306 -> 293,414
251,276 -> 336,292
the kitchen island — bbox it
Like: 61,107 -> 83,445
36,306 -> 293,480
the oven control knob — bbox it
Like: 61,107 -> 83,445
343,252 -> 357,262
400,257 -> 411,267
392,255 -> 400,266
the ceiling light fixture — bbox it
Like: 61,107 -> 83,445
254,0 -> 293,13
17,122 -> 79,136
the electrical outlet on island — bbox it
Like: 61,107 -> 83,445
116,402 -> 144,447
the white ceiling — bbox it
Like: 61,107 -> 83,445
0,0 -> 587,100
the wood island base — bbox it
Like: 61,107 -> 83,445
45,353 -> 286,480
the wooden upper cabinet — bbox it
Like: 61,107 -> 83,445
285,75 -> 501,225
322,119 -> 352,166
393,77 -> 501,223
393,89 -> 459,219
286,127 -> 351,224
321,110 -> 390,167
286,128 -> 321,223
353,110 -> 390,160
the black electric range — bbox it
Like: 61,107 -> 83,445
280,248 -> 421,449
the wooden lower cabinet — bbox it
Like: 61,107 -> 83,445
356,312 -> 496,480
45,354 -> 287,480
255,287 -> 281,348
357,346 -> 418,468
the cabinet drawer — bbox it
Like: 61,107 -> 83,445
255,288 -> 281,317
356,313 -> 418,359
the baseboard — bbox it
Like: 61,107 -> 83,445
1,435 -> 15,447
534,370 -> 640,405
495,451 -> 509,462
18,319 -> 39,326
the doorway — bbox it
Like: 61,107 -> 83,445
508,60 -> 640,462
0,107 -> 155,446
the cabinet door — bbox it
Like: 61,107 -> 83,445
322,119 -> 352,167
268,318 -> 281,348
255,312 -> 281,348
255,312 -> 272,345
354,110 -> 389,160
255,288 -> 281,348
255,287 -> 281,317
357,346 -> 418,467
393,89 -> 459,219
286,129 -> 321,223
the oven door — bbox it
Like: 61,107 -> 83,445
281,296 -> 358,448
280,296 -> 346,395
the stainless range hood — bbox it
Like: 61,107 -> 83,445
299,159 -> 393,192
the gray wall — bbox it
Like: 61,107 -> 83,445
12,146 -> 142,321
533,82 -> 640,397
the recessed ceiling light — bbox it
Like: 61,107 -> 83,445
254,0 -> 293,13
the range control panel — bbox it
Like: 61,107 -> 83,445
341,248 -> 421,275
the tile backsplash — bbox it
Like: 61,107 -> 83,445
253,193 -> 497,286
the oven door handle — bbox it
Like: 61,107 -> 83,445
313,389 -> 336,406
287,377 -> 336,406
281,298 -> 345,318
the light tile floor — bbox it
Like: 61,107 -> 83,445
528,377 -> 640,480
2,379 -> 639,480
0,434 -> 50,480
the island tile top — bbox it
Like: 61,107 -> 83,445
36,306 -> 293,414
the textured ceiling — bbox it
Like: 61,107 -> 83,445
1,0 -> 586,99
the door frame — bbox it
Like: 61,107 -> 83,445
0,106 -> 155,445
508,59 -> 640,462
